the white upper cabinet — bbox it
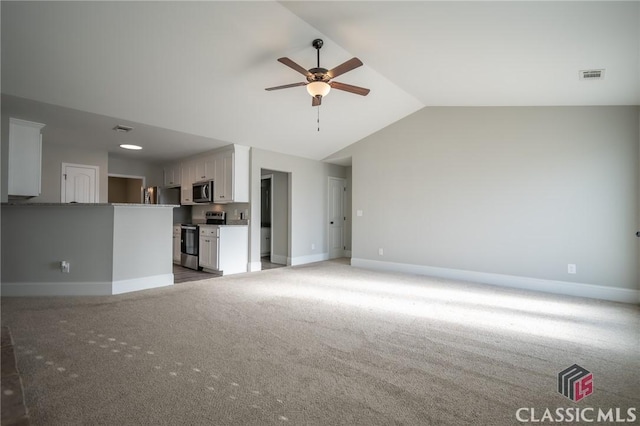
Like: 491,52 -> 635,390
170,144 -> 249,205
180,160 -> 196,205
163,163 -> 181,187
193,154 -> 215,183
213,145 -> 249,203
8,118 -> 45,198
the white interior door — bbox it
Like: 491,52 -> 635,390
62,163 -> 99,203
328,177 -> 346,259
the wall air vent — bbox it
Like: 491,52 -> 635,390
579,69 -> 605,80
113,124 -> 133,132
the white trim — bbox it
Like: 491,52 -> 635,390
351,258 -> 639,304
1,282 -> 112,296
107,173 -> 146,187
291,252 -> 329,266
2,274 -> 174,297
249,261 -> 262,272
112,274 -> 173,294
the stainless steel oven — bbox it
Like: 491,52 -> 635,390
180,224 -> 199,270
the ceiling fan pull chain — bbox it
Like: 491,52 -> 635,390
317,105 -> 320,132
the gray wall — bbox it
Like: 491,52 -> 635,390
107,153 -> 163,187
250,148 -> 347,269
349,106 -> 639,294
345,166 -> 352,252
1,204 -> 175,295
0,111 -> 164,203
1,205 -> 114,285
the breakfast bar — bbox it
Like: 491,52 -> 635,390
1,203 -> 177,296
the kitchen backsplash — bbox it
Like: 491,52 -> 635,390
191,203 -> 250,224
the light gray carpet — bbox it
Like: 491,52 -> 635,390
1,259 -> 638,425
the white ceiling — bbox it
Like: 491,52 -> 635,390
2,1 -> 638,165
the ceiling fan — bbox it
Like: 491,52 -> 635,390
265,39 -> 370,107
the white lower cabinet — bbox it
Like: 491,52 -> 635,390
173,225 -> 181,264
198,225 -> 248,275
199,226 -> 219,271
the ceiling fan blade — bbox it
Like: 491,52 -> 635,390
312,96 -> 321,107
330,81 -> 370,96
265,82 -> 307,91
278,57 -> 312,78
327,58 -> 363,79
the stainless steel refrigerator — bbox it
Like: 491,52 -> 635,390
143,186 -> 180,205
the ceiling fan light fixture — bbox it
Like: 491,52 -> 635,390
119,144 -> 143,150
307,81 -> 331,98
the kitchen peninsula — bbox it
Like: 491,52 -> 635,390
1,203 -> 177,296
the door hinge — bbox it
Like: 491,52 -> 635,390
64,174 -> 67,180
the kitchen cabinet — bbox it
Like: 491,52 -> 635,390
193,154 -> 216,183
198,226 -> 219,271
180,161 -> 195,205
213,145 -> 249,203
164,163 -> 181,187
172,225 -> 181,264
198,225 -> 248,275
8,118 -> 45,198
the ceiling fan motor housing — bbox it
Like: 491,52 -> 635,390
308,68 -> 330,83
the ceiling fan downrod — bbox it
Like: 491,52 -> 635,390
312,38 -> 323,68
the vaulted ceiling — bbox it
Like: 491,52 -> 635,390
2,1 -> 638,164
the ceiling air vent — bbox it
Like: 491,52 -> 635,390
579,69 -> 605,80
113,124 -> 133,132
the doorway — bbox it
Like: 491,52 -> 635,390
261,169 -> 290,270
108,175 -> 144,203
328,176 -> 347,259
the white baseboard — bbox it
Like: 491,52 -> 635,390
290,252 -> 329,266
351,258 -> 639,304
1,281 -> 113,296
2,274 -> 174,296
112,274 -> 174,295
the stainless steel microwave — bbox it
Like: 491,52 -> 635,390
192,181 -> 213,203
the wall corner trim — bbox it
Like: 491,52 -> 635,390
350,258 -> 639,304
111,274 -> 173,295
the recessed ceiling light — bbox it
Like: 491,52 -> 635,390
119,144 -> 142,150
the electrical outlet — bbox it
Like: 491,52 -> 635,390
378,248 -> 384,256
61,261 -> 70,273
356,210 -> 363,217
311,243 -> 315,250
567,264 -> 576,274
